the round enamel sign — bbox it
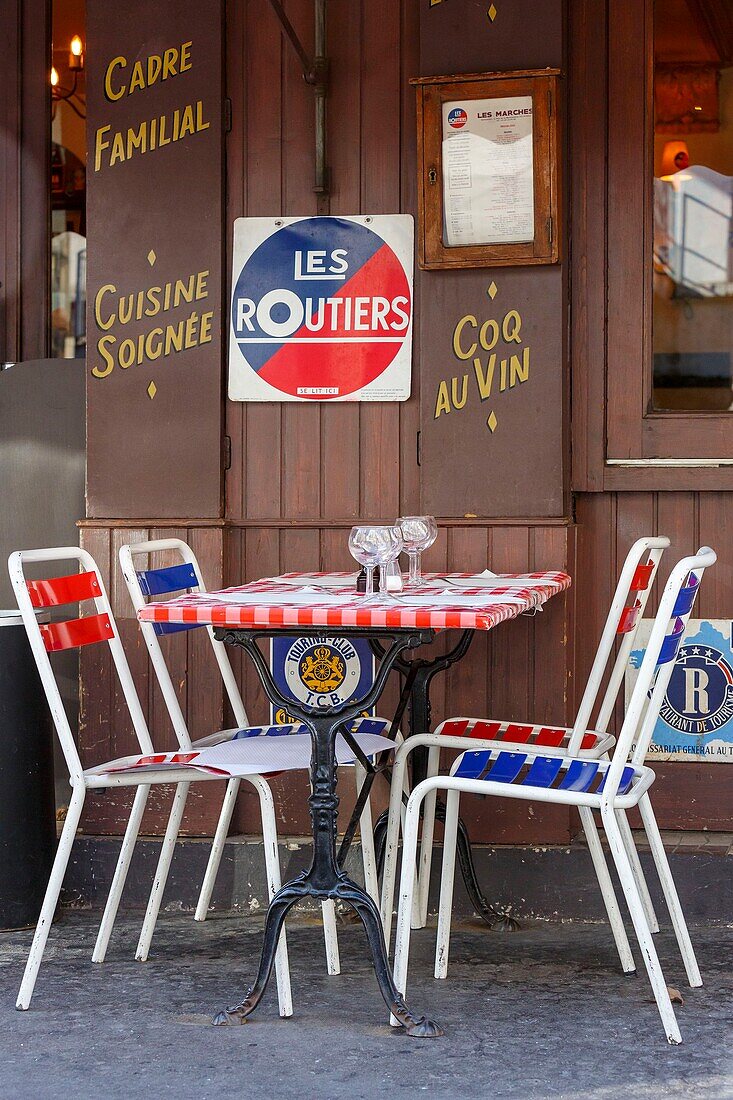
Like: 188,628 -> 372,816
230,216 -> 412,400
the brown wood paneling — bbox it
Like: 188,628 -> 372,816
85,0 -> 224,519
419,0 -> 563,77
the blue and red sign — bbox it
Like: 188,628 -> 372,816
228,215 -> 413,401
447,107 -> 468,129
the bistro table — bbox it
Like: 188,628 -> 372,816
138,569 -> 570,1036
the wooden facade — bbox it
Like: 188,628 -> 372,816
4,1 -> 731,844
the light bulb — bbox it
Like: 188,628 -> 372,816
50,66 -> 59,86
70,35 -> 83,56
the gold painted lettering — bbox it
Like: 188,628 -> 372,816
94,284 -> 117,330
162,46 -> 178,80
179,104 -> 195,138
184,311 -> 199,348
452,315 -> 477,360
179,41 -> 193,72
510,347 -> 530,386
199,311 -> 213,343
104,56 -> 126,101
145,328 -> 164,360
479,318 -> 499,351
109,131 -> 126,166
129,60 -> 146,94
434,380 -> 451,418
502,309 -> 522,343
473,354 -> 496,400
195,271 -> 209,299
195,100 -> 210,131
92,336 -> 116,378
127,121 -> 147,159
451,375 -> 468,410
118,338 -> 136,368
94,125 -> 111,172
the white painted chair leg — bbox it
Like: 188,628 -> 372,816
638,793 -> 702,988
195,778 -> 240,921
390,786 -> 425,1026
354,763 -> 379,905
416,745 -> 441,929
250,776 -> 293,1017
92,784 -> 150,964
578,806 -> 635,973
602,808 -> 682,1044
380,746 -> 410,950
17,785 -> 85,1010
616,808 -> 659,933
135,782 -> 189,961
434,788 -> 460,980
321,900 -> 341,975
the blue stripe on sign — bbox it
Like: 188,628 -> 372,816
138,563 -> 198,596
454,750 -> 491,780
230,218 -> 385,373
522,756 -> 564,788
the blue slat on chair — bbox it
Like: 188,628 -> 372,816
672,574 -> 699,617
137,563 -> 199,597
484,751 -> 527,784
454,750 -> 492,780
558,759 -> 600,792
522,755 -> 564,788
597,765 -> 636,796
658,619 -> 686,665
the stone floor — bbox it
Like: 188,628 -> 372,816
1,912 -> 732,1100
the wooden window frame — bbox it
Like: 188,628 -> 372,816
571,0 -> 733,492
413,70 -> 561,271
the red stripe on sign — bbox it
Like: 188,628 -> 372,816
27,571 -> 101,608
256,243 -> 410,399
40,612 -> 114,652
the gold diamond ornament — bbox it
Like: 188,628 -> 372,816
147,250 -> 157,266
147,381 -> 157,400
487,281 -> 498,299
488,3 -> 497,21
487,411 -> 498,432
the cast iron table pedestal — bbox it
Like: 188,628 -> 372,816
211,625 -> 443,1038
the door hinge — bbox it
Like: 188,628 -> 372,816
416,430 -> 422,467
223,98 -> 232,133
223,435 -> 232,471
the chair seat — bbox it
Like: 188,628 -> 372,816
450,746 -> 654,807
437,717 -> 614,757
193,716 -> 393,768
86,726 -> 394,783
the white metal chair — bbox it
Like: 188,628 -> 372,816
389,547 -> 715,1044
10,547 -> 394,1012
382,535 -> 669,964
119,537 -> 383,972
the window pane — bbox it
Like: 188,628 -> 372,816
653,0 -> 733,412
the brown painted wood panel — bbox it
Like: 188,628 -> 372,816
85,0 -> 224,519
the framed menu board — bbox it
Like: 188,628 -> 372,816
413,70 -> 561,270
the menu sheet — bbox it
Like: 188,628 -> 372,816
442,95 -> 535,247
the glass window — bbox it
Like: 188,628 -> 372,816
653,0 -> 733,412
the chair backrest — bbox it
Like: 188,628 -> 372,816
567,536 -> 670,753
601,545 -> 716,802
8,547 -> 154,783
118,538 -> 248,751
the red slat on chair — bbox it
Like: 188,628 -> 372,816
503,723 -> 534,743
441,719 -> 470,737
535,727 -> 566,747
580,733 -> 598,750
630,561 -> 654,592
27,571 -> 101,608
469,720 -> 502,739
39,613 -> 114,652
617,600 -> 641,634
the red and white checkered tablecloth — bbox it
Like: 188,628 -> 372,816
137,571 -> 571,632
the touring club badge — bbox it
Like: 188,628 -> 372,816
270,635 -> 375,722
627,620 -> 733,761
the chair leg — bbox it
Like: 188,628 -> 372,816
638,793 -> 702,988
380,746 -> 410,951
321,900 -> 341,975
17,785 -> 85,1010
249,776 -> 293,1017
602,807 -> 682,1044
135,782 -> 189,962
616,808 -> 659,933
194,778 -> 240,922
578,806 -> 635,974
354,763 -> 379,905
434,788 -> 460,980
92,784 -> 150,964
390,786 -> 425,1025
417,745 -> 441,929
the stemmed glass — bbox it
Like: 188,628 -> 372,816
397,516 -> 438,587
348,525 -> 404,598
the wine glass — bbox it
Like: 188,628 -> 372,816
397,515 -> 438,587
348,526 -> 404,598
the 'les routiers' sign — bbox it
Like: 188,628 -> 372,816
228,216 -> 414,401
